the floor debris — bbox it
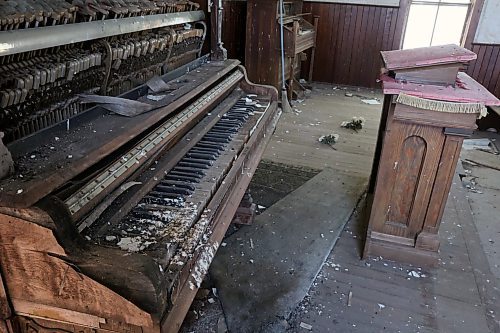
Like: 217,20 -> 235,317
299,322 -> 313,330
319,134 -> 339,150
340,116 -> 365,132
463,138 -> 492,150
361,99 -> 381,105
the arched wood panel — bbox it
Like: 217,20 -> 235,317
387,135 -> 426,229
369,121 -> 444,244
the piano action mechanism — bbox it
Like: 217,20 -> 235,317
0,1 -> 280,332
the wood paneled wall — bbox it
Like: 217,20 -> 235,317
221,1 -> 247,62
200,0 -> 410,88
302,1 -> 409,88
463,0 -> 500,98
466,44 -> 500,98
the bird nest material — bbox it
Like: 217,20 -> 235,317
319,133 -> 339,150
341,116 -> 365,132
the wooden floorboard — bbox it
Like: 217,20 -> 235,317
276,85 -> 499,332
263,84 -> 382,176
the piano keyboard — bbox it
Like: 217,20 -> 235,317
85,97 -> 268,259
65,70 -> 243,216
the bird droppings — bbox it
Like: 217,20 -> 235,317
117,237 -> 155,252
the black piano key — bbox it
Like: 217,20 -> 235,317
160,180 -> 196,191
199,136 -> 231,144
169,169 -> 204,178
185,152 -> 218,160
190,147 -> 221,155
177,161 -> 210,170
172,166 -> 206,176
195,142 -> 225,151
180,157 -> 213,166
155,185 -> 192,196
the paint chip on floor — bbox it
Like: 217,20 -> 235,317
299,322 -> 313,330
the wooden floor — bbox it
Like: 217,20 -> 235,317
263,84 -> 382,176
287,179 -> 499,332
263,84 -> 500,332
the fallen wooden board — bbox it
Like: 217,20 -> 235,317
461,149 -> 500,171
210,168 -> 367,333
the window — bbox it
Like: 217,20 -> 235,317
403,0 -> 472,49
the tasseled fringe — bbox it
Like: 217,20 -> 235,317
396,93 -> 488,119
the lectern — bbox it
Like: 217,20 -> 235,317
364,45 -> 500,266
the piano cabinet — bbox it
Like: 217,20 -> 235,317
0,59 -> 280,333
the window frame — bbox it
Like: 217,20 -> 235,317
402,0 -> 473,48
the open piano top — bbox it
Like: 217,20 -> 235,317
0,55 -> 280,332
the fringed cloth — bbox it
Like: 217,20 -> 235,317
396,93 -> 488,119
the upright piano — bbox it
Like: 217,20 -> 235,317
0,1 -> 280,332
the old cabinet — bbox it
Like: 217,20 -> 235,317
245,0 -> 318,99
364,45 -> 500,266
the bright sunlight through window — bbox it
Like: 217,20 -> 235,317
403,0 -> 472,49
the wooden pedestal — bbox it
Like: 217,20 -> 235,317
364,96 -> 476,266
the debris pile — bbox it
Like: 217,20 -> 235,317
340,116 -> 365,132
319,133 -> 339,145
318,133 -> 339,150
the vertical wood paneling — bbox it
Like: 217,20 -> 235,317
360,6 -> 375,85
221,1 -> 247,62
466,44 -> 500,98
462,0 -> 500,98
303,1 -> 410,88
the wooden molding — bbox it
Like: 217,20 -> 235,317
393,104 -> 479,130
463,0 -> 486,49
474,0 -> 500,44
303,0 -> 400,6
12,300 -> 105,328
364,237 -> 439,267
371,231 -> 414,247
